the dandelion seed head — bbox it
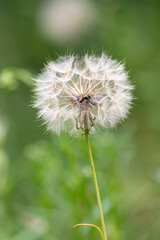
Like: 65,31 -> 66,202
34,53 -> 133,135
38,0 -> 96,44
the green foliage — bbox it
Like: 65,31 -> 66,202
0,68 -> 32,91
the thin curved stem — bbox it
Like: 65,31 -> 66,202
73,223 -> 104,240
85,133 -> 107,240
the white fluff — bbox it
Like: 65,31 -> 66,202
34,53 -> 133,134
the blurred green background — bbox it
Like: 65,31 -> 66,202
0,0 -> 160,240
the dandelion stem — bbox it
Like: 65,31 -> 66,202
85,133 -> 107,240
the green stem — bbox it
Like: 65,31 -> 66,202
85,133 -> 107,240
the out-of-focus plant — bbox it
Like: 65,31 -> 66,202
38,0 -> 97,44
0,68 -> 33,91
0,118 -> 9,197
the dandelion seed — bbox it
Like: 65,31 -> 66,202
34,53 -> 133,134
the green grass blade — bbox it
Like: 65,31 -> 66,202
73,223 -> 105,240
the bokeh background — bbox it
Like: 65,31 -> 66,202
0,0 -> 160,239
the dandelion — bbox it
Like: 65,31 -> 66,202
38,0 -> 96,43
34,53 -> 133,135
34,53 -> 133,240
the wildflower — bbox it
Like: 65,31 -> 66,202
38,0 -> 96,43
34,53 -> 133,134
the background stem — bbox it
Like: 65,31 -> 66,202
85,133 -> 108,240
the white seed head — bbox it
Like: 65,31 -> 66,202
38,0 -> 96,43
34,53 -> 133,135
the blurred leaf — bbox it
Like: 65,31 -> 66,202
0,68 -> 33,91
